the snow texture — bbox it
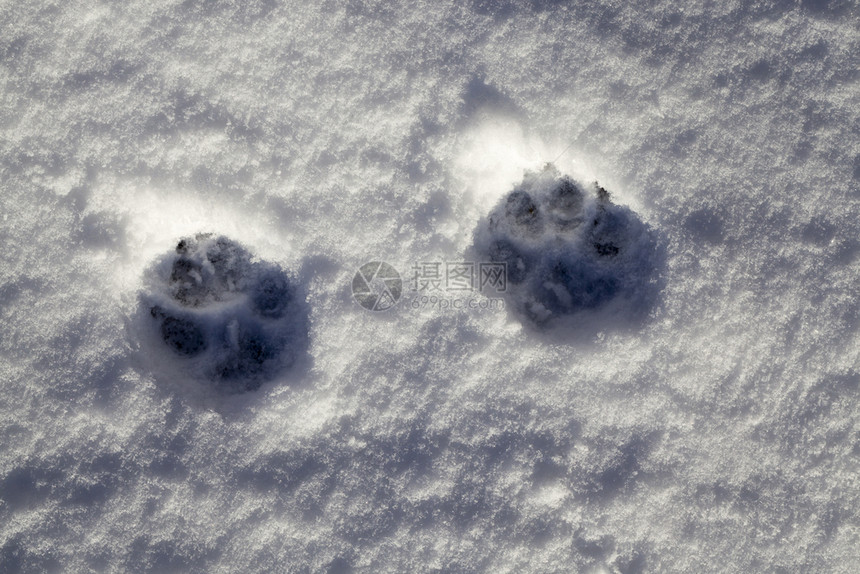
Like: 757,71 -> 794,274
1,0 -> 859,573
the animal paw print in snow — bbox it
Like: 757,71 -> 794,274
143,234 -> 307,392
473,164 -> 657,324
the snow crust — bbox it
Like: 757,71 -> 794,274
1,0 -> 859,572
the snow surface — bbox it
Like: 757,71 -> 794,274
1,0 -> 859,572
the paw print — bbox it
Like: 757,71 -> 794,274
141,234 -> 308,392
474,165 -> 658,324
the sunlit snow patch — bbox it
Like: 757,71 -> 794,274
473,164 -> 659,326
138,233 -> 309,393
452,114 -> 594,220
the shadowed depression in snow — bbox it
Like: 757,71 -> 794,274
140,234 -> 308,393
473,165 -> 660,326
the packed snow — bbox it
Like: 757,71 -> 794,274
1,0 -> 859,572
